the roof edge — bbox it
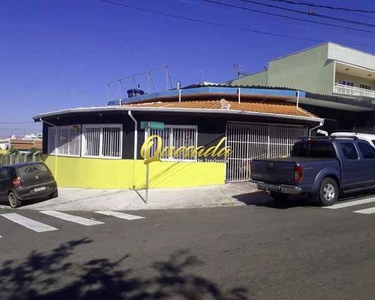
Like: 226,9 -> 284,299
33,106 -> 323,124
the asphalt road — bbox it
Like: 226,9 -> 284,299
1,193 -> 375,299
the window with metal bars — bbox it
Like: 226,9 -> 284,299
82,124 -> 122,158
146,125 -> 198,162
47,125 -> 81,157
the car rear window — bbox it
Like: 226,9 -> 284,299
291,141 -> 336,158
0,168 -> 11,180
16,164 -> 49,176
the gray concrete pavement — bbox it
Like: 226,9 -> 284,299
0,183 -> 259,211
2,194 -> 375,299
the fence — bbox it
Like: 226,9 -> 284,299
0,152 -> 43,166
226,122 -> 307,182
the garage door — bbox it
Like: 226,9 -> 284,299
226,122 -> 307,182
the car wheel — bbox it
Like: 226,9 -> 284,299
49,190 -> 58,199
8,192 -> 21,208
318,178 -> 338,206
270,191 -> 289,201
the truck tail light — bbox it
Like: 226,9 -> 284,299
294,165 -> 303,183
12,177 -> 21,187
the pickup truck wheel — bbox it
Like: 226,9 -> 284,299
318,178 -> 338,206
270,192 -> 289,201
8,192 -> 21,209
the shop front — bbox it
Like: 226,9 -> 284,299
33,89 -> 323,189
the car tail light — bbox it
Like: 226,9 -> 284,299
12,177 -> 21,187
294,165 -> 303,183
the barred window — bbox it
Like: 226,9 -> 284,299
48,127 -> 57,154
47,125 -> 81,156
146,125 -> 198,161
82,124 -> 122,158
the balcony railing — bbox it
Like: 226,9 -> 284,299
334,83 -> 375,98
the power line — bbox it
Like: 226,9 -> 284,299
99,0 -> 375,47
99,0 -> 324,42
345,11 -> 375,21
201,0 -> 375,35
269,0 -> 375,13
240,0 -> 375,29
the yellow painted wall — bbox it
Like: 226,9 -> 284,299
43,155 -> 225,189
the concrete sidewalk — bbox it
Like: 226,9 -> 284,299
0,182 -> 262,211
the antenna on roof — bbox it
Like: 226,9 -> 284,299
233,62 -> 250,78
107,66 -> 173,103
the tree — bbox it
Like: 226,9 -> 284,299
29,147 -> 40,154
8,148 -> 19,155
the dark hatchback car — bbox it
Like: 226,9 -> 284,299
0,162 -> 58,208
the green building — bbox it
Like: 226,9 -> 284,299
228,42 -> 375,100
227,42 -> 375,132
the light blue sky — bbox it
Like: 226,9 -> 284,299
1,0 -> 375,137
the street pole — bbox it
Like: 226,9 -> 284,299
145,162 -> 149,204
145,122 -> 150,204
141,120 -> 164,205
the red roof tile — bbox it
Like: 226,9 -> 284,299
10,140 -> 42,151
121,100 -> 316,118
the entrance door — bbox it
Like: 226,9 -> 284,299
225,122 -> 307,182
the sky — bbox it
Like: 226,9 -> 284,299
1,0 -> 375,137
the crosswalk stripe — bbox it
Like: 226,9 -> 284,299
95,211 -> 145,220
353,207 -> 375,214
1,213 -> 58,233
40,211 -> 104,226
324,197 -> 375,209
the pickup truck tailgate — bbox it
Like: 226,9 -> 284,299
251,159 -> 296,184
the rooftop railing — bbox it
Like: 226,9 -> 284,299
334,83 -> 375,98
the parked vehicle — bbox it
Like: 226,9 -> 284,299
331,132 -> 375,148
0,162 -> 58,208
250,136 -> 375,206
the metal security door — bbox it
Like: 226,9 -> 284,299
226,122 -> 307,182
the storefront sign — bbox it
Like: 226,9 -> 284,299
141,135 -> 232,165
140,121 -> 165,130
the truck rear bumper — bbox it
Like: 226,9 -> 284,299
250,180 -> 303,195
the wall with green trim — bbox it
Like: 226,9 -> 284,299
268,44 -> 334,94
227,71 -> 268,86
226,44 -> 335,94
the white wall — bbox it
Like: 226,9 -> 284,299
328,43 -> 375,71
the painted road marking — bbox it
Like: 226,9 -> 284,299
95,211 -> 145,220
1,213 -> 58,233
40,211 -> 104,226
353,207 -> 375,215
324,197 -> 375,209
